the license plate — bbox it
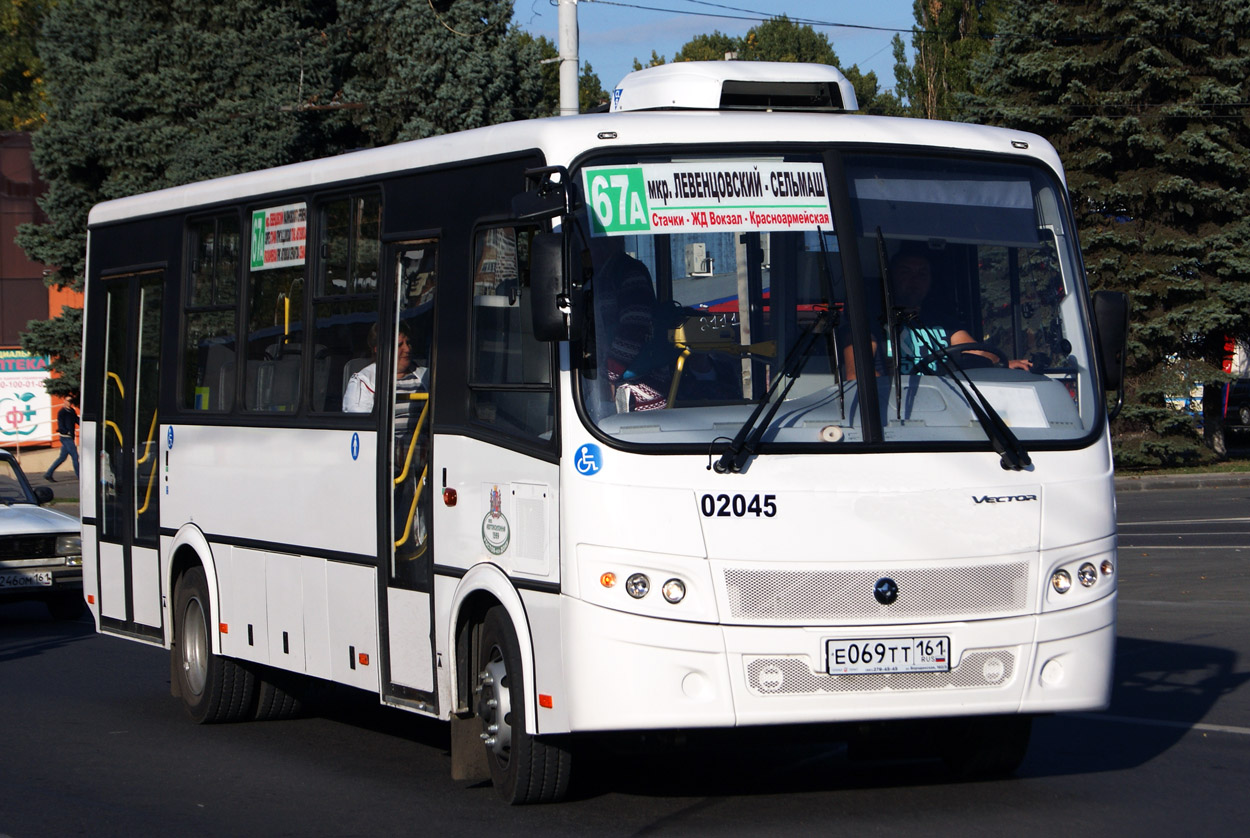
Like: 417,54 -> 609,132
0,571 -> 54,590
827,636 -> 951,675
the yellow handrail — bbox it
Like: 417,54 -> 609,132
665,344 -> 692,407
394,463 -> 428,551
136,411 -> 158,465
104,420 -> 123,446
136,451 -> 159,516
393,392 -> 429,486
107,371 -> 125,398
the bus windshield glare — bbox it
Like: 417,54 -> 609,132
574,151 -> 1098,450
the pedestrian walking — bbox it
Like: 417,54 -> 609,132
43,394 -> 79,481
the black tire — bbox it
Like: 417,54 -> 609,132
938,715 -> 1032,778
173,566 -> 255,724
476,606 -> 572,804
45,591 -> 86,621
251,665 -> 305,721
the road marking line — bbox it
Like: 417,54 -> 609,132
1066,712 -> 1250,736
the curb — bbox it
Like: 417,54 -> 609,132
1114,472 -> 1250,492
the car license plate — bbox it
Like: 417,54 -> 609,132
827,636 -> 951,675
0,570 -> 54,590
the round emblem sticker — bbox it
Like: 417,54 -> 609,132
350,432 -> 360,461
166,426 -> 175,449
481,485 -> 511,555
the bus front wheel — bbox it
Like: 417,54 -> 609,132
475,606 -> 572,804
173,566 -> 255,724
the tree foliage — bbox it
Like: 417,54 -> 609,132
638,16 -> 904,116
18,0 -> 544,393
518,32 -> 609,115
344,0 -> 545,144
0,0 -> 52,130
893,0 -> 1001,119
964,0 -> 1250,467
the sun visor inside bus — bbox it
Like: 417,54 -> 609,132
850,174 -> 1041,246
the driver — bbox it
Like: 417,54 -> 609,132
845,249 -> 1032,379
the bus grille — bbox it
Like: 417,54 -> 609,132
724,562 -> 1030,623
745,650 -> 1017,695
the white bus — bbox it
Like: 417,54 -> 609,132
80,62 -> 1128,803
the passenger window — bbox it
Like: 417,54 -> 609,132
182,215 -> 240,411
313,194 -> 382,412
244,202 -> 307,412
469,227 -> 554,441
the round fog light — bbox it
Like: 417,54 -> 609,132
1078,562 -> 1097,587
661,578 -> 686,604
1051,569 -> 1072,594
625,573 -> 650,599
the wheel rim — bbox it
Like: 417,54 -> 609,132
476,646 -> 513,766
181,596 -> 209,697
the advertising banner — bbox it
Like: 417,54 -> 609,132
0,350 -> 53,444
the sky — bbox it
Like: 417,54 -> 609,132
511,0 -> 919,95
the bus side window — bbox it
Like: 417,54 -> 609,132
469,227 -> 554,441
182,215 -> 240,412
312,193 -> 382,412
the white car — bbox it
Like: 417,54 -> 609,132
0,449 -> 83,619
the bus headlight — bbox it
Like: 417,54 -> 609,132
625,573 -> 650,599
1077,563 -> 1097,587
661,578 -> 686,604
1051,569 -> 1072,594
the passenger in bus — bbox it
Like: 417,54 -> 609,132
598,254 -> 673,412
844,248 -> 1032,379
344,321 -> 430,562
597,254 -> 737,410
342,322 -> 428,414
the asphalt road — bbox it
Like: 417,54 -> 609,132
2,484 -> 1247,837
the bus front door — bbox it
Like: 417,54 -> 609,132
379,240 -> 438,708
96,270 -> 164,640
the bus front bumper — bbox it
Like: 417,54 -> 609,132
555,592 -> 1115,733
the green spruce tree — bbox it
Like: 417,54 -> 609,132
343,0 -> 545,143
964,0 -> 1250,467
0,0 -> 53,130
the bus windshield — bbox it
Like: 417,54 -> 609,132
574,150 -> 1099,451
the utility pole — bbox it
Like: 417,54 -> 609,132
558,0 -> 580,115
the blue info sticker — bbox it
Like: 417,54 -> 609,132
574,443 -> 602,476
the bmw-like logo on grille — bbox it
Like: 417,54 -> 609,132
874,577 -> 899,605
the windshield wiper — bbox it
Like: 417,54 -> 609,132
907,321 -> 1032,471
714,307 -> 838,474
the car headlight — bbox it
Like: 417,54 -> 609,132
56,535 -> 82,558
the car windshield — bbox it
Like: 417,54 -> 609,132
572,150 -> 1099,451
0,458 -> 37,505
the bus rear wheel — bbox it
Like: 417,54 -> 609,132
475,606 -> 572,804
173,566 -> 255,724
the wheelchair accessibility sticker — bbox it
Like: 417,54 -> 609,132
575,443 -> 602,476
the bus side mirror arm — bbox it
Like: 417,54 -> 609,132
1092,290 -> 1129,420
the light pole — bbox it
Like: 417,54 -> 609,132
558,0 -> 580,115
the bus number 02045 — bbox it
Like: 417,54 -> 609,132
700,493 -> 777,518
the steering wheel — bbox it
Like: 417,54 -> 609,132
913,340 -> 1011,373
